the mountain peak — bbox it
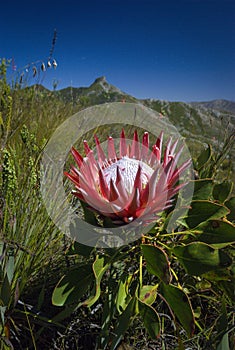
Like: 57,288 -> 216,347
93,76 -> 107,84
89,76 -> 123,95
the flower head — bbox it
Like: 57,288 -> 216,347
65,129 -> 191,225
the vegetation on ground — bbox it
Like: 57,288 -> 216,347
0,58 -> 235,349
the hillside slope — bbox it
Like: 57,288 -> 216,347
54,76 -> 137,105
21,77 -> 235,156
190,99 -> 235,114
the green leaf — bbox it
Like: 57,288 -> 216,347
83,255 -> 110,307
182,179 -> 213,202
52,264 -> 93,306
216,333 -> 230,350
0,241 -> 4,258
0,306 -> 6,325
37,285 -> 45,310
225,197 -> 235,222
110,297 -> 136,350
216,298 -> 230,350
192,179 -> 213,200
0,112 -> 3,127
195,280 -> 211,290
185,200 -> 230,228
139,285 -> 158,306
213,181 -> 233,203
196,145 -> 211,169
141,244 -> 171,284
138,300 -> 160,339
216,297 -> 228,337
116,275 -> 132,314
0,275 -> 11,305
197,220 -> 235,247
163,206 -> 189,232
173,242 -> 232,276
161,284 -> 195,337
6,254 -> 14,284
203,269 -> 231,282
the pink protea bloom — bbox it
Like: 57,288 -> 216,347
65,129 -> 191,225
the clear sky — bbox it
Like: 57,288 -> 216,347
1,0 -> 235,101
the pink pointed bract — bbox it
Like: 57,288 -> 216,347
65,129 -> 191,225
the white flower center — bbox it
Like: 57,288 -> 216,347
103,156 -> 154,194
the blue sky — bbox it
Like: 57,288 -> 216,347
1,0 -> 235,101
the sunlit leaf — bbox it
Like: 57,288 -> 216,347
83,255 -> 110,307
116,275 -> 132,313
161,283 -> 195,337
185,200 -> 229,228
6,254 -> 14,284
52,264 -> 93,306
197,219 -> 235,247
141,244 -> 171,284
139,285 -> 158,306
173,242 -> 232,276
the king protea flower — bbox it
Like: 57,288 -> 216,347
65,129 -> 191,225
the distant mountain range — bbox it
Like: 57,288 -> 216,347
30,77 -> 235,157
53,76 -> 136,105
19,77 -> 235,185
190,99 -> 235,114
53,76 -> 235,112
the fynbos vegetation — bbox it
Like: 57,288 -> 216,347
0,57 -> 234,350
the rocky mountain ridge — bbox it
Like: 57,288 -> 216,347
190,99 -> 235,114
29,77 -> 235,152
16,77 -> 234,179
54,76 -> 235,113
